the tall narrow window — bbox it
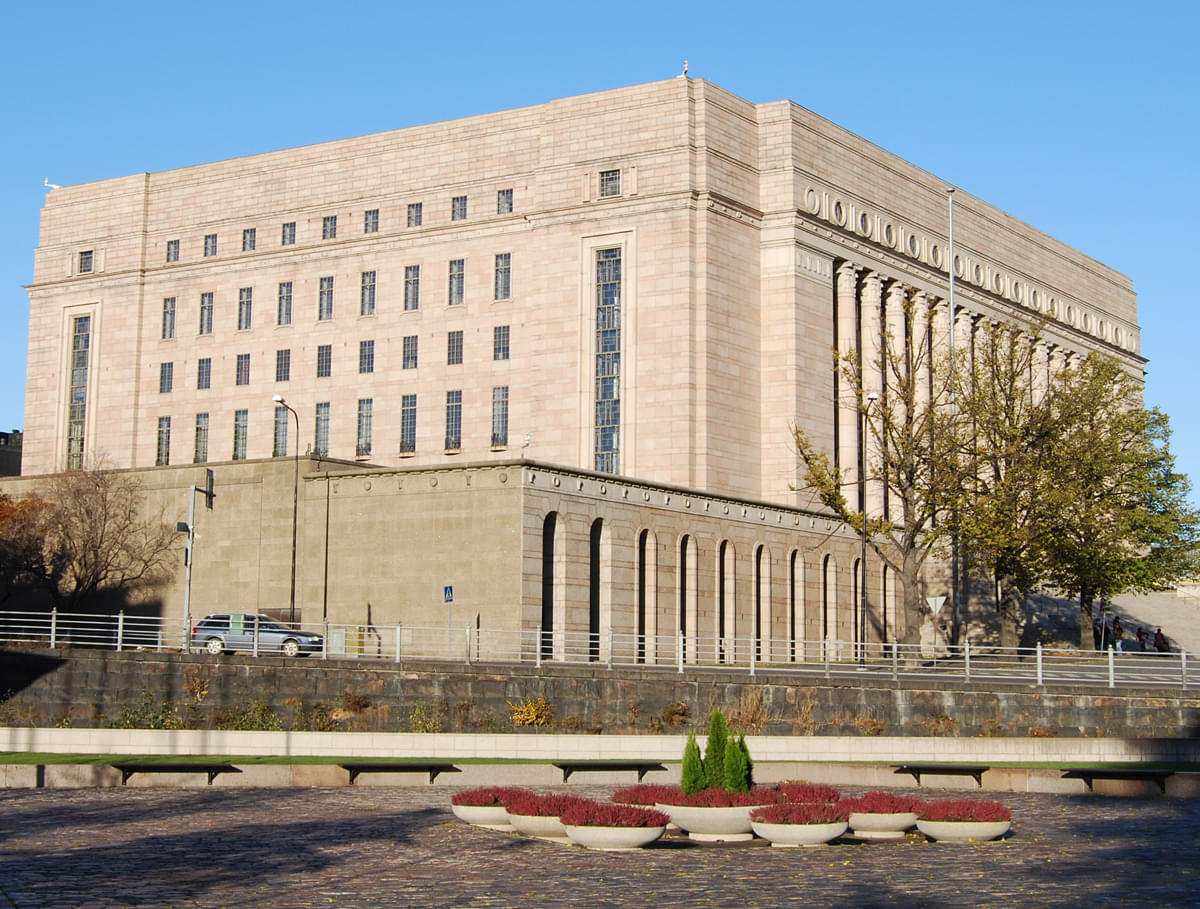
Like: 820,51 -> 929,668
236,353 -> 250,386
447,330 -> 463,365
203,234 -> 217,257
599,169 -> 621,197
314,402 -> 330,455
400,394 -> 417,453
199,292 -> 213,335
275,349 -> 290,382
404,265 -> 420,310
316,344 -> 332,378
448,259 -> 464,305
67,316 -> 91,468
497,188 -> 513,214
318,276 -> 334,320
193,413 -> 209,464
491,386 -> 509,447
493,325 -> 510,361
166,239 -> 179,262
363,209 -> 379,233
359,339 -> 374,374
273,405 -> 289,457
161,297 -> 176,339
159,362 -> 174,394
494,253 -> 511,300
196,358 -> 211,390
322,215 -> 337,239
402,335 -> 418,369
360,270 -> 376,315
451,195 -> 467,221
281,221 -> 296,245
277,281 -> 293,325
407,202 -> 422,227
356,398 -> 373,456
232,409 -> 248,460
237,287 -> 253,330
242,228 -> 256,251
445,390 -> 462,450
78,250 -> 94,273
594,247 -> 621,473
156,417 -> 171,466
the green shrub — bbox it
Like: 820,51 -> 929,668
681,730 -> 706,794
702,710 -> 729,789
723,733 -> 751,793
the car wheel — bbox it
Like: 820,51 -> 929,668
205,637 -> 224,655
282,639 -> 301,657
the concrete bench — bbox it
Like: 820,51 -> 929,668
552,760 -> 667,783
112,762 -> 242,786
893,764 -> 989,787
338,762 -> 462,784
1061,768 -> 1174,793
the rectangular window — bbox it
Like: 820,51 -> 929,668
364,209 -> 379,233
447,330 -> 463,365
199,292 -> 214,335
497,188 -> 513,214
193,413 -> 209,464
400,394 -> 417,453
273,405 -> 289,458
595,247 -> 622,472
204,234 -> 217,257
166,239 -> 179,263
493,324 -> 510,361
277,282 -> 293,325
451,195 -> 467,221
360,270 -> 376,315
197,358 -> 212,390
159,362 -> 174,394
404,265 -> 420,311
322,215 -> 337,239
448,258 -> 464,305
281,221 -> 296,245
492,386 -> 509,447
402,335 -> 418,369
407,202 -> 422,227
316,344 -> 332,378
494,253 -> 511,300
318,276 -> 334,320
356,398 -> 373,456
359,339 -> 374,374
314,402 -> 330,456
78,250 -> 94,273
233,409 -> 248,460
242,228 -> 256,251
275,348 -> 291,382
236,353 -> 251,386
67,316 -> 91,468
161,297 -> 176,339
238,287 -> 253,330
445,390 -> 462,450
599,169 -> 621,198
156,417 -> 171,466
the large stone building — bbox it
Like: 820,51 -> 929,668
14,77 -> 1141,659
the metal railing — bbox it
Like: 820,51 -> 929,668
0,609 -> 1190,691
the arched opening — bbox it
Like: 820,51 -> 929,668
717,540 -> 734,662
755,545 -> 771,662
589,518 -> 603,662
540,512 -> 557,659
678,534 -> 697,663
636,528 -> 656,664
788,549 -> 804,662
822,554 -> 838,658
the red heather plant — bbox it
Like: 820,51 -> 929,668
919,799 -> 1011,823
841,791 -> 925,815
750,802 -> 849,825
559,800 -> 670,828
611,784 -> 682,806
450,786 -> 525,807
658,786 -> 781,808
504,792 -> 591,818
778,782 -> 841,804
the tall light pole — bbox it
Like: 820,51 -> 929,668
859,392 -> 879,664
947,187 -> 960,646
273,394 -> 300,625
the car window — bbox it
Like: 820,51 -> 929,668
200,616 -> 229,630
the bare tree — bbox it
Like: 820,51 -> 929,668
0,492 -> 54,606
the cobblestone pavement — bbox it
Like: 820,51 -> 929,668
1,785 -> 1197,908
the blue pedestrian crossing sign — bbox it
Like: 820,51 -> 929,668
444,586 -> 454,604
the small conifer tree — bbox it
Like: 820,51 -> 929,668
723,733 -> 750,793
738,734 -> 754,788
702,710 -> 729,789
680,730 -> 706,794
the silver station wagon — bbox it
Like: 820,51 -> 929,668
190,613 -> 323,657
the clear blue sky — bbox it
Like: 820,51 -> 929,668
2,1 -> 1197,502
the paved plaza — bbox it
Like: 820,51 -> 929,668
0,784 -> 1196,907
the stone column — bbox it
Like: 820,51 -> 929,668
835,261 -> 861,482
861,271 -> 884,515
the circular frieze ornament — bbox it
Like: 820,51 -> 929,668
831,200 -> 846,225
599,484 -> 607,494
907,234 -> 919,256
804,186 -> 820,213
684,498 -> 691,508
643,491 -> 650,501
1012,281 -> 1022,303
723,504 -> 729,515
499,472 -> 508,484
953,254 -> 964,278
973,264 -> 983,284
363,480 -> 372,492
930,244 -> 941,267
430,477 -> 438,488
883,223 -> 896,247
858,212 -> 871,235
552,477 -> 560,487
992,272 -> 1004,293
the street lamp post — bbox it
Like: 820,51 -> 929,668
272,395 -> 300,625
860,392 -> 879,664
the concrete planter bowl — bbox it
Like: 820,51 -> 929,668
916,819 -> 1011,843
562,824 -> 666,851
508,811 -> 569,843
750,820 -> 849,847
450,804 -> 512,831
656,804 -> 763,843
847,811 -> 917,841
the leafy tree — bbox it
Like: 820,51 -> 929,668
0,492 -> 53,605
702,710 -> 729,789
680,730 -> 706,794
